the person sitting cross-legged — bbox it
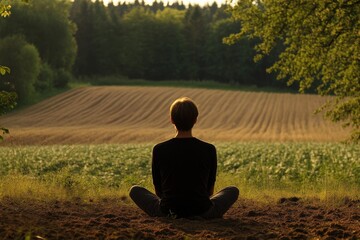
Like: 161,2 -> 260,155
129,97 -> 239,219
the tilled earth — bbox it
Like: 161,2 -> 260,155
0,197 -> 359,239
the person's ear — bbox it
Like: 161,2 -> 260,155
194,117 -> 197,125
170,117 -> 174,124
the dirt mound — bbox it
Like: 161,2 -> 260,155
0,197 -> 359,239
0,86 -> 349,145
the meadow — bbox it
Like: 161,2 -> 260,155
1,142 -> 358,201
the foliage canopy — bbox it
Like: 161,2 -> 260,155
226,0 -> 360,142
0,35 -> 41,103
0,0 -> 77,71
70,0 -> 276,86
0,0 -> 17,141
0,0 -> 11,17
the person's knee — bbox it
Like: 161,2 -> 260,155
129,185 -> 142,199
226,186 -> 240,201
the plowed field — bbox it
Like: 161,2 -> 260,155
0,86 -> 349,145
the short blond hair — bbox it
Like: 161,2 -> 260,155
170,97 -> 198,131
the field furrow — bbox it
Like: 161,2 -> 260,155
0,86 -> 349,144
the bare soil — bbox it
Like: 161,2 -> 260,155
0,86 -> 349,145
0,197 -> 359,240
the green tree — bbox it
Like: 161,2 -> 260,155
151,8 -> 186,79
0,0 -> 16,140
70,0 -> 93,75
183,5 -> 209,80
0,0 -> 11,18
35,62 -> 54,92
0,0 -> 12,83
226,0 -> 360,142
0,35 -> 41,103
0,0 -> 77,81
86,0 -> 114,75
122,7 -> 157,78
206,19 -> 264,84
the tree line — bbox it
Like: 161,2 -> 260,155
0,0 -> 76,103
0,0 -> 288,104
70,0 -> 285,87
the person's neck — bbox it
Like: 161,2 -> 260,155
175,130 -> 193,138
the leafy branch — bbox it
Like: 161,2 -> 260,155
0,0 -> 17,141
226,0 -> 360,142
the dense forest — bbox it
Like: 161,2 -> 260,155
0,0 -> 288,104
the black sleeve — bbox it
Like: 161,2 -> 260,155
208,145 -> 217,189
152,146 -> 162,198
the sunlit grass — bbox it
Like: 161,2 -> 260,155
0,142 -> 358,202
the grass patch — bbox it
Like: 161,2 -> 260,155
0,142 -> 358,202
0,174 -> 130,202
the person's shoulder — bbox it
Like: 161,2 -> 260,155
194,138 -> 216,150
153,139 -> 175,150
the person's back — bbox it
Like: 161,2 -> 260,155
129,97 -> 239,219
153,138 -> 216,217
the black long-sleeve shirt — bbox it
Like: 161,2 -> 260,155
152,137 -> 217,217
